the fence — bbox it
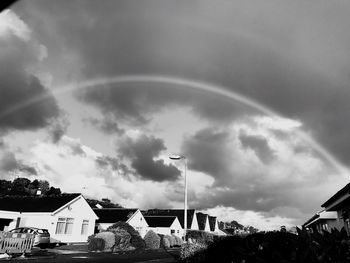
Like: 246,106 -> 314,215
0,231 -> 35,254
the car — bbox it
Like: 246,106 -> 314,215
9,227 -> 51,248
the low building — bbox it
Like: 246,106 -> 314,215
0,194 -> 98,243
93,208 -> 149,237
208,216 -> 220,234
196,212 -> 211,232
144,216 -> 183,237
303,210 -> 341,233
321,183 -> 350,233
144,209 -> 199,231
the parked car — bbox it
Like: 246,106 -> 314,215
9,227 -> 51,248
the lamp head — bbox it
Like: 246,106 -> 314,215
169,154 -> 185,160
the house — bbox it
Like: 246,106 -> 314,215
144,216 -> 183,237
321,183 -> 350,233
196,212 -> 211,232
93,208 -> 149,237
303,210 -> 341,233
144,209 -> 199,231
208,216 -> 220,234
0,194 -> 98,243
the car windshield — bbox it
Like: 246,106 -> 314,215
36,229 -> 49,234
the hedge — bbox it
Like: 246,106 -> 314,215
144,230 -> 161,249
88,237 -> 106,252
107,221 -> 146,250
95,231 -> 115,251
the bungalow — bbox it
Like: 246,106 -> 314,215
321,183 -> 350,233
196,213 -> 210,232
144,209 -> 199,231
303,210 -> 341,233
93,208 -> 148,237
0,194 -> 98,243
208,216 -> 220,234
144,216 -> 183,237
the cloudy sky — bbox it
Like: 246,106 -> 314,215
1,0 -> 350,230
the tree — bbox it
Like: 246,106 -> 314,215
46,186 -> 61,196
38,180 -> 50,195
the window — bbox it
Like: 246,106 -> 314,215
81,220 -> 89,235
171,229 -> 175,234
56,218 -> 74,234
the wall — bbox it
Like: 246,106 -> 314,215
190,212 -> 199,230
19,196 -> 97,243
127,210 -> 149,238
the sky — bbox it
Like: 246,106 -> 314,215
1,0 -> 350,230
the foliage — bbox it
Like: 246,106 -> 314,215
86,198 -> 123,208
0,178 -> 60,197
88,237 -> 105,251
173,235 -> 184,247
113,229 -> 134,252
162,237 -> 171,248
107,221 -> 145,250
180,242 -> 208,261
95,232 -> 116,251
144,230 -> 161,249
164,235 -> 176,247
180,227 -> 350,263
186,230 -> 214,245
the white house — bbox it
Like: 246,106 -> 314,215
208,216 -> 219,233
93,208 -> 149,237
144,216 -> 183,237
304,210 -> 343,233
0,194 -> 98,243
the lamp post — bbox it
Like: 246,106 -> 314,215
169,155 -> 187,241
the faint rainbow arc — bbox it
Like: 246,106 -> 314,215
0,74 -> 348,175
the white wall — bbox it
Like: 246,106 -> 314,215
19,196 -> 97,243
190,212 -> 199,230
147,218 -> 183,238
128,210 -> 149,238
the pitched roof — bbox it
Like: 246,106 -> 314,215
0,194 -> 81,213
94,208 -> 138,223
196,213 -> 208,231
208,216 -> 217,231
144,216 -> 177,227
322,183 -> 350,209
144,209 -> 196,229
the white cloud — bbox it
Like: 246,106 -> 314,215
0,10 -> 31,40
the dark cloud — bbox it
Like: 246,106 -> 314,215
84,117 -> 124,135
14,0 -> 350,165
48,115 -> 70,143
239,133 -> 275,163
117,134 -> 181,181
0,151 -> 37,175
95,155 -> 126,172
0,23 -> 60,133
182,128 -> 236,186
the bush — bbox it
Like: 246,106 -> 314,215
144,230 -> 161,249
180,242 -> 207,261
107,221 -> 146,250
162,237 -> 171,248
186,230 -> 214,245
95,232 -> 115,251
181,227 -> 350,263
113,229 -> 134,252
88,237 -> 105,252
164,235 -> 176,247
173,235 -> 183,247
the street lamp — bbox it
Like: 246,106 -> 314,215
169,155 -> 188,241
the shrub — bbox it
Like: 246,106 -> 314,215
162,237 -> 171,248
164,235 -> 176,247
88,237 -> 105,252
113,229 -> 134,252
144,230 -> 161,249
186,230 -> 214,245
180,242 -> 207,260
107,221 -> 146,250
173,235 -> 183,247
181,227 -> 350,263
95,231 -> 115,251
